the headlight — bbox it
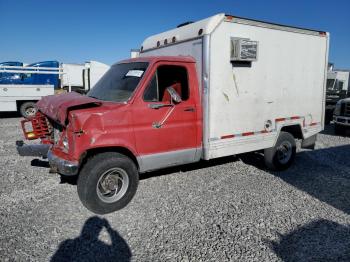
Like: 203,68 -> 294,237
334,101 -> 342,116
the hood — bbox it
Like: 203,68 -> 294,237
36,92 -> 102,125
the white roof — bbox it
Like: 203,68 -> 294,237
141,13 -> 327,52
141,13 -> 225,51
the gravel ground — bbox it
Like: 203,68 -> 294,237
0,115 -> 349,261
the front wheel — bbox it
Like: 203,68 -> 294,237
264,131 -> 296,171
77,152 -> 139,214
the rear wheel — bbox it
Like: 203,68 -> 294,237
77,152 -> 139,214
19,102 -> 37,118
264,131 -> 296,171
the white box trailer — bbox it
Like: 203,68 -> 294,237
61,63 -> 85,88
83,61 -> 110,91
140,13 -> 329,160
61,61 -> 110,93
330,70 -> 350,92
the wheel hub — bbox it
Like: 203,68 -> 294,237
96,167 -> 129,203
102,175 -> 120,191
276,141 -> 292,164
25,107 -> 36,116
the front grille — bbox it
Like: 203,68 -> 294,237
21,112 -> 52,140
344,102 -> 350,117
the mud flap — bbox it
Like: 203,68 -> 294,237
301,134 -> 317,150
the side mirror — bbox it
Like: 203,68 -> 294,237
166,86 -> 182,104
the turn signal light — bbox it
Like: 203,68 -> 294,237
26,132 -> 36,139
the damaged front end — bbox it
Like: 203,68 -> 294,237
16,112 -> 53,158
16,111 -> 79,176
16,92 -> 102,176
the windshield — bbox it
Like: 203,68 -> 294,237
88,62 -> 148,102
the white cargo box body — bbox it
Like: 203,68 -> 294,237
141,14 -> 329,160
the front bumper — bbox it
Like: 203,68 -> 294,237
16,140 -> 79,176
16,140 -> 51,157
333,116 -> 350,127
47,150 -> 79,176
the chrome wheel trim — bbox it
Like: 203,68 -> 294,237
96,167 -> 129,203
25,107 -> 36,117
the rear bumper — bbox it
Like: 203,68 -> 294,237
333,116 -> 350,127
47,150 -> 79,176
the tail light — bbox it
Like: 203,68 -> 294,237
21,112 -> 51,140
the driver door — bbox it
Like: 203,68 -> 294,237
132,63 -> 199,171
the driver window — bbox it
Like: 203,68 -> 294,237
143,65 -> 189,102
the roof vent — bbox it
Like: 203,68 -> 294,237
177,21 -> 193,28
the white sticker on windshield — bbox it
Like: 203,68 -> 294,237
125,70 -> 144,77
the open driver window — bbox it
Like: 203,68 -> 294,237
143,65 -> 189,102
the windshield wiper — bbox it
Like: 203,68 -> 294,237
88,95 -> 100,100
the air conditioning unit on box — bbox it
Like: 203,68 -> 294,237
230,38 -> 258,62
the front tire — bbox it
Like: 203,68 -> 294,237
264,131 -> 296,171
77,152 -> 139,214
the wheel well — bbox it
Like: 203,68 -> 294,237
280,125 -> 303,139
81,146 -> 139,170
16,100 -> 37,109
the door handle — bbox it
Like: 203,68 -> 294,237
184,107 -> 195,112
149,103 -> 172,109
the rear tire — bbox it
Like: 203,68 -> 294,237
19,102 -> 37,118
77,152 -> 139,214
264,131 -> 296,171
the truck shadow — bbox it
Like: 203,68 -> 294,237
42,144 -> 350,216
241,144 -> 350,215
268,219 -> 350,261
51,216 -> 131,262
56,155 -> 239,185
321,123 -> 350,137
140,155 -> 239,180
0,112 -> 21,118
